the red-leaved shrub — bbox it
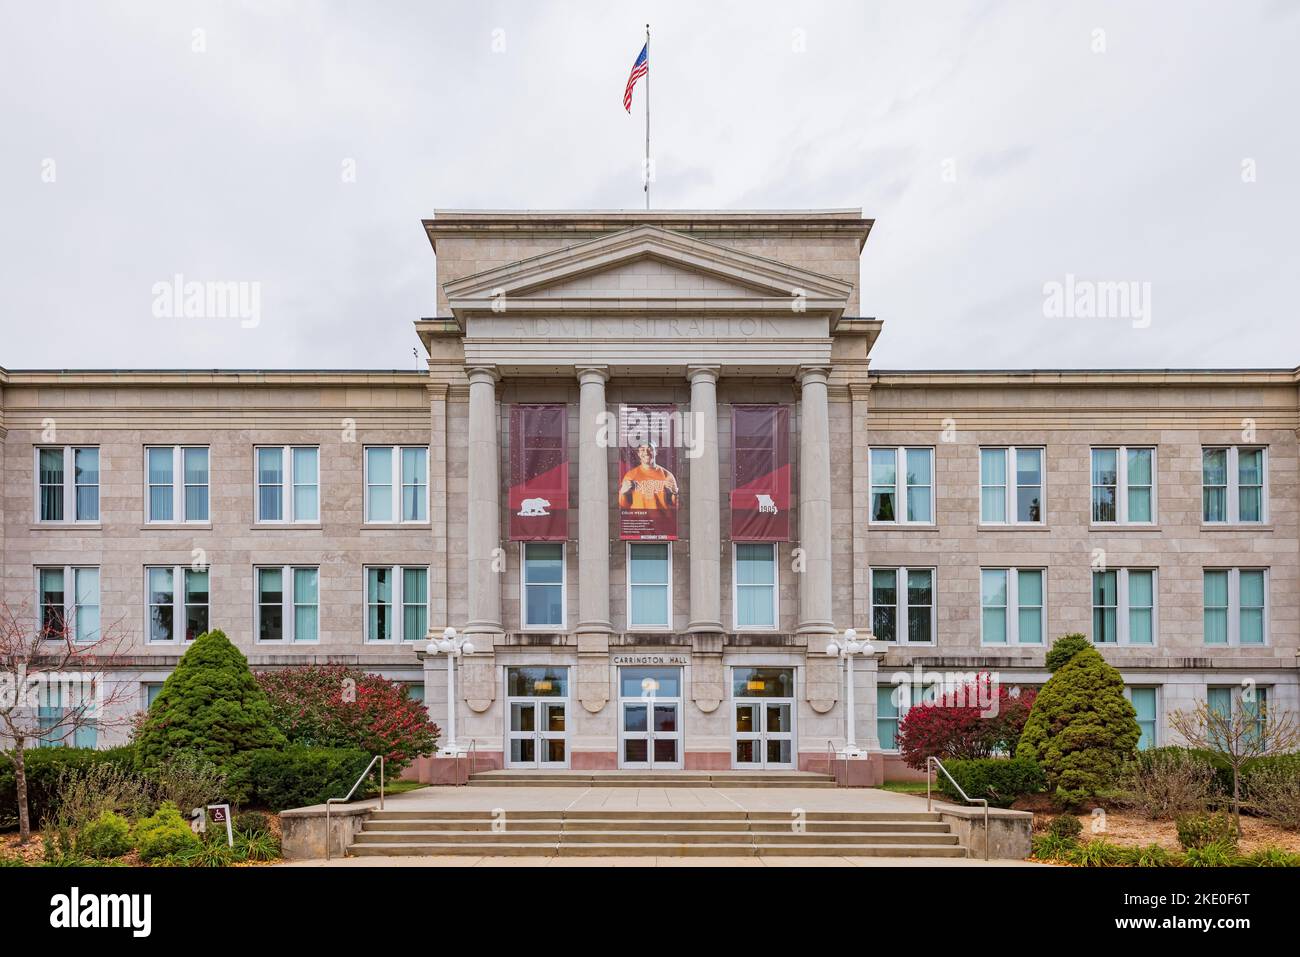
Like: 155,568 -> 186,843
896,674 -> 1036,770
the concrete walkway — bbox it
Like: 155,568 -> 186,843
283,855 -> 1045,867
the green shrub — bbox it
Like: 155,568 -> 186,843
1045,633 -> 1091,673
0,746 -> 137,832
1016,644 -> 1140,807
1245,755 -> 1300,831
1072,838 -> 1124,867
934,757 -> 1046,808
1182,841 -> 1239,867
1048,814 -> 1083,839
236,810 -> 274,837
233,829 -> 280,862
225,747 -> 372,810
135,801 -> 200,861
1176,812 -> 1237,851
145,750 -> 228,816
1241,846 -> 1300,867
1031,833 -> 1078,860
1130,843 -> 1175,867
135,631 -> 286,770
79,811 -> 132,859
176,838 -> 234,867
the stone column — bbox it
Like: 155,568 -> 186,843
797,366 -> 835,635
464,366 -> 501,634
687,365 -> 723,634
575,366 -> 612,715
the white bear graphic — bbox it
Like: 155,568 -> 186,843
755,494 -> 778,514
518,497 -> 551,517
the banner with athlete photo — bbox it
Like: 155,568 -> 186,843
508,404 -> 568,541
618,404 -> 680,540
730,404 -> 791,541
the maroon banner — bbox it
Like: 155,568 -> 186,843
618,404 -> 680,540
730,405 -> 791,541
509,404 -> 568,541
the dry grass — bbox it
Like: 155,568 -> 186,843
1032,810 -> 1300,853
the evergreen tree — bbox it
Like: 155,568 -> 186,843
1017,643 -> 1140,806
1045,632 -> 1091,673
135,630 -> 286,768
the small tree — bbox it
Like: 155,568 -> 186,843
256,665 -> 439,772
1016,644 -> 1140,806
1169,699 -> 1300,836
0,602 -> 137,843
897,675 -> 1036,769
135,630 -> 285,769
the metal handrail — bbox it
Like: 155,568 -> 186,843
824,739 -> 846,787
926,755 -> 989,861
324,754 -> 385,861
465,738 -> 477,785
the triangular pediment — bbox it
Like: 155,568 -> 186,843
442,224 -> 852,318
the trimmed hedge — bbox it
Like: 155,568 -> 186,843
0,746 -> 137,832
935,757 -> 1046,808
225,747 -> 374,811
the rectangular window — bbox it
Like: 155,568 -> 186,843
256,446 -> 319,523
366,565 -> 429,641
734,543 -> 777,630
981,568 -> 1045,644
145,446 -> 209,523
876,685 -> 924,751
1127,687 -> 1158,750
1208,686 -> 1269,749
868,447 -> 934,524
1203,568 -> 1267,646
628,543 -> 671,629
1092,568 -> 1157,645
36,680 -> 98,749
521,544 -> 565,629
1203,447 -> 1267,524
364,446 -> 428,523
146,566 -> 210,643
1091,447 -> 1156,524
35,447 -> 99,523
979,447 -> 1043,524
870,567 -> 935,644
257,566 -> 319,643
37,566 -> 100,643
143,683 -> 164,710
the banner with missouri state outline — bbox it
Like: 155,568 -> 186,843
730,404 -> 790,541
508,404 -> 568,541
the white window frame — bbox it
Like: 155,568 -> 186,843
979,567 -> 1047,645
869,566 -> 937,645
978,446 -> 1045,525
1124,686 -> 1161,750
254,565 -> 320,644
518,543 -> 566,632
1202,567 -> 1269,647
364,565 -> 430,643
732,542 -> 779,632
1201,446 -> 1268,525
363,445 -> 430,524
1090,446 -> 1157,525
867,446 -> 935,525
33,446 -> 100,524
626,542 -> 673,631
35,565 -> 100,644
144,565 -> 210,644
144,445 -> 210,524
1090,568 -> 1159,646
254,445 -> 320,524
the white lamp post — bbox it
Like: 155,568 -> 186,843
426,626 -> 475,754
825,627 -> 875,758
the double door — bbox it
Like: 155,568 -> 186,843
618,666 -> 683,769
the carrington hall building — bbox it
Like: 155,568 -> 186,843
2,208 -> 1298,782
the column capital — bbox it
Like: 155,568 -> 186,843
686,364 -> 722,385
797,365 -> 832,387
465,365 -> 500,385
575,365 -> 610,385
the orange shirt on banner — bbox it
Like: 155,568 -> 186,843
619,464 -> 678,510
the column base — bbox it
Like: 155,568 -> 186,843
574,620 -> 614,636
461,621 -> 503,636
686,620 -> 725,634
796,620 -> 838,636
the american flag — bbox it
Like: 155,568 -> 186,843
623,42 -> 648,112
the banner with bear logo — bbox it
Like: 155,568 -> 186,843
509,404 -> 568,540
730,404 -> 790,541
618,404 -> 680,540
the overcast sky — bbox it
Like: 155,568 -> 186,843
2,0 -> 1297,371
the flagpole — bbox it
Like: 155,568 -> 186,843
644,23 -> 650,210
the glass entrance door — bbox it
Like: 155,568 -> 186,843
618,666 -> 683,769
505,666 -> 569,769
732,667 -> 795,769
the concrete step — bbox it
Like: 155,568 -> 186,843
465,771 -> 837,789
466,779 -> 838,788
366,808 -> 945,823
361,817 -> 952,834
348,841 -> 967,858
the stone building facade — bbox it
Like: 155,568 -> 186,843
2,209 -> 1297,782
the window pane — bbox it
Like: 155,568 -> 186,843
39,449 -> 65,521
1129,570 -> 1154,645
525,543 -> 564,584
74,448 -> 99,521
367,448 -> 393,521
1203,571 -> 1229,644
40,568 -> 65,633
872,569 -> 897,641
1128,488 -> 1152,523
148,447 -> 174,521
1237,449 -> 1263,486
1017,608 -> 1042,644
258,568 -> 283,641
980,449 -> 1006,522
1092,571 -> 1117,643
1131,688 -> 1156,750
629,543 -> 669,584
735,543 -> 775,586
1018,569 -> 1043,606
1239,570 -> 1265,644
401,448 -> 428,521
981,569 -> 1007,644
293,569 -> 319,642
149,568 -> 174,642
629,585 -> 668,627
906,486 -> 932,523
368,567 -> 392,641
74,568 -> 99,642
870,449 -> 896,522
1016,448 -> 1041,486
402,567 -> 428,640
737,585 -> 775,628
907,569 -> 932,607
905,448 -> 931,485
870,449 -> 896,486
1016,484 -> 1042,523
1202,449 -> 1227,522
293,448 -> 319,522
877,687 -> 900,750
185,569 -> 208,641
871,489 -> 896,522
257,448 -> 284,521
905,449 -> 932,520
